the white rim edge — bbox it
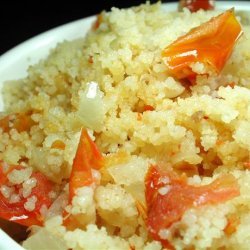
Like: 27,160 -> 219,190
0,229 -> 25,250
1,1 -> 249,62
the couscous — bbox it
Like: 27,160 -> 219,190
0,2 -> 250,250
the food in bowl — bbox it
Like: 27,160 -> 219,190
0,2 -> 250,250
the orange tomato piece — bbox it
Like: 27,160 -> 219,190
64,129 -> 103,228
145,165 -> 240,247
143,105 -> 155,112
179,0 -> 215,12
0,112 -> 35,133
51,140 -> 66,150
68,129 -> 103,201
243,161 -> 250,169
92,14 -> 102,30
224,213 -> 240,236
162,9 -> 243,82
0,162 -> 54,227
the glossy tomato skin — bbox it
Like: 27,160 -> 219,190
145,166 -> 240,247
162,9 -> 243,82
69,129 -> 103,201
179,0 -> 215,12
0,163 -> 54,227
64,129 -> 103,228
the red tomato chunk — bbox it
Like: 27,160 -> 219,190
179,0 -> 215,12
0,162 -> 54,227
145,165 -> 240,247
162,9 -> 243,82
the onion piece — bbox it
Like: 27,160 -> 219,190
45,192 -> 68,220
108,156 -> 150,205
76,81 -> 104,131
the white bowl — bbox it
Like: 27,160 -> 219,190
0,2 -> 249,249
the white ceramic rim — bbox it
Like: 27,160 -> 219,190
0,1 -> 249,249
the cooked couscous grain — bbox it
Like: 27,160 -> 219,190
0,2 -> 250,250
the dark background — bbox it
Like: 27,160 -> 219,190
0,0 -> 249,55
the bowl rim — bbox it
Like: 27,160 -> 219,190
1,1 -> 250,60
0,1 -> 250,249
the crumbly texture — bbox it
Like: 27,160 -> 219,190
1,3 -> 250,250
